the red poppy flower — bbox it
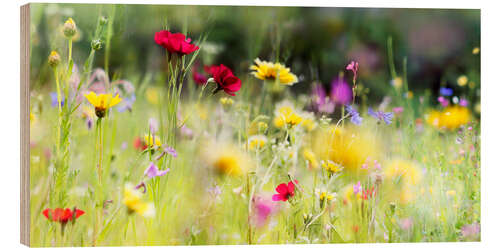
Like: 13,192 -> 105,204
207,64 -> 242,96
43,208 -> 85,224
133,136 -> 147,151
272,180 -> 298,202
154,30 -> 199,56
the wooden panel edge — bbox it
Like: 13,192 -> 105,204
20,3 -> 30,247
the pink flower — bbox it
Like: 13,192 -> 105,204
346,61 -> 359,82
437,96 -> 449,107
353,181 -> 362,195
272,180 -> 298,202
459,98 -> 468,107
252,195 -> 278,227
393,106 -> 404,115
144,162 -> 169,178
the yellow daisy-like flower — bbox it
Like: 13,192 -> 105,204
123,184 -> 155,217
248,120 -> 268,136
273,102 -> 303,129
250,58 -> 298,86
84,91 -> 122,118
144,134 -> 162,148
322,160 -> 343,174
204,144 -> 252,177
248,135 -> 267,151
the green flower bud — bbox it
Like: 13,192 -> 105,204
63,18 -> 77,38
48,51 -> 61,67
91,39 -> 103,50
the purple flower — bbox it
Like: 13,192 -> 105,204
459,98 -> 468,107
135,181 -> 146,193
461,223 -> 480,240
353,181 -> 362,195
330,78 -> 353,105
50,92 -> 65,107
368,107 -> 394,125
148,117 -> 159,134
440,87 -> 453,96
437,96 -> 449,107
154,145 -> 178,160
163,146 -> 178,157
346,105 -> 362,125
116,94 -> 136,113
312,84 -> 334,114
144,162 -> 169,178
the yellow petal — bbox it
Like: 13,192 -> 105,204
84,91 -> 99,107
108,94 -> 122,108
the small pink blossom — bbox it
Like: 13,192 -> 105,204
353,181 -> 362,195
393,106 -> 404,115
346,61 -> 359,82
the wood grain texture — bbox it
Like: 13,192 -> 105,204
20,3 -> 30,247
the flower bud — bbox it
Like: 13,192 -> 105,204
99,16 -> 108,26
63,18 -> 77,38
91,39 -> 103,50
48,51 -> 61,67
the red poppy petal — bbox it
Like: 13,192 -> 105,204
42,208 -> 51,220
287,181 -> 296,194
74,209 -> 85,219
276,183 -> 288,194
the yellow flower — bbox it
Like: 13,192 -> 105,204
205,144 -> 252,177
123,184 -> 155,217
426,106 -> 471,131
472,47 -> 480,54
426,110 -> 442,128
250,58 -> 298,86
248,135 -> 267,151
391,77 -> 403,89
457,75 -> 468,87
303,148 -> 319,169
219,97 -> 234,107
144,134 -> 162,148
440,106 -> 471,130
273,102 -> 303,129
84,91 -> 122,118
384,159 -> 422,186
312,126 -> 381,175
248,120 -> 268,136
322,160 -> 343,174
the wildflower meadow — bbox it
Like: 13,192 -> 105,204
27,4 -> 480,246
